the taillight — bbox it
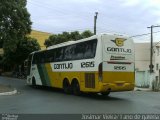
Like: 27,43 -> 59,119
98,62 -> 103,81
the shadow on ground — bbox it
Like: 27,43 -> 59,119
26,85 -> 128,101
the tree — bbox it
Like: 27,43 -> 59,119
2,37 -> 40,66
0,0 -> 32,59
70,31 -> 82,40
44,30 -> 93,47
81,30 -> 93,38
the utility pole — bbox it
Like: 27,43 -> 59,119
147,25 -> 160,73
94,12 -> 98,35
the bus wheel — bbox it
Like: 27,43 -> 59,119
63,79 -> 71,94
101,91 -> 110,96
72,80 -> 81,96
32,77 -> 36,87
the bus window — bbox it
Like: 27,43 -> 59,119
92,42 -> 97,57
64,46 -> 73,61
75,43 -> 84,60
32,53 -> 38,64
64,44 -> 76,61
55,47 -> 64,62
84,44 -> 92,58
83,39 -> 97,59
46,49 -> 55,63
40,52 -> 45,63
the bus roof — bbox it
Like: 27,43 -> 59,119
30,33 -> 130,54
46,34 -> 99,50
47,41 -> 76,50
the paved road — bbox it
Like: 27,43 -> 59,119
0,76 -> 160,114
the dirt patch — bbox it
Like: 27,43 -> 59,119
0,84 -> 14,93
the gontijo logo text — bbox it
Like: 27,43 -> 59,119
106,38 -> 132,54
111,38 -> 126,47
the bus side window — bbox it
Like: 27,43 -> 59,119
32,55 -> 35,64
83,40 -> 97,59
46,50 -> 55,63
50,49 -> 55,62
92,42 -> 97,57
63,44 -> 76,61
33,53 -> 38,64
75,43 -> 84,60
70,45 -> 76,60
64,46 -> 71,61
84,43 -> 92,58
55,47 -> 64,62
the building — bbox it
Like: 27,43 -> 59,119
135,43 -> 152,71
135,42 -> 160,90
153,43 -> 160,90
135,43 -> 151,88
29,30 -> 51,50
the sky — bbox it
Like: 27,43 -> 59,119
26,0 -> 160,42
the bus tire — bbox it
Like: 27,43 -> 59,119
72,79 -> 81,96
63,79 -> 71,94
101,91 -> 110,96
32,77 -> 36,87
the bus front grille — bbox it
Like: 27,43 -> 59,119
85,73 -> 95,88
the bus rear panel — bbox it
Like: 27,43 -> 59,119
99,34 -> 135,92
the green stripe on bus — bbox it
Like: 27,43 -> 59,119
42,64 -> 51,86
37,64 -> 51,86
37,64 -> 47,86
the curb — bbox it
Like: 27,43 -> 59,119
0,89 -> 17,96
134,87 -> 151,91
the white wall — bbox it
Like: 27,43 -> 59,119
134,42 -> 158,88
135,43 -> 151,71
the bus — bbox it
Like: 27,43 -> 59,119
26,33 -> 135,96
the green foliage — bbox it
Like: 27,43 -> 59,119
0,0 -> 31,40
0,0 -> 32,66
2,37 -> 40,66
81,30 -> 93,38
44,30 -> 93,47
0,0 -> 32,51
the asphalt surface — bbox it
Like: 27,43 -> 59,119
0,76 -> 160,114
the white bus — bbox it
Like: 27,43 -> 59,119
26,33 -> 135,95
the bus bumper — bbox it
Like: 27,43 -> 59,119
99,82 -> 135,92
